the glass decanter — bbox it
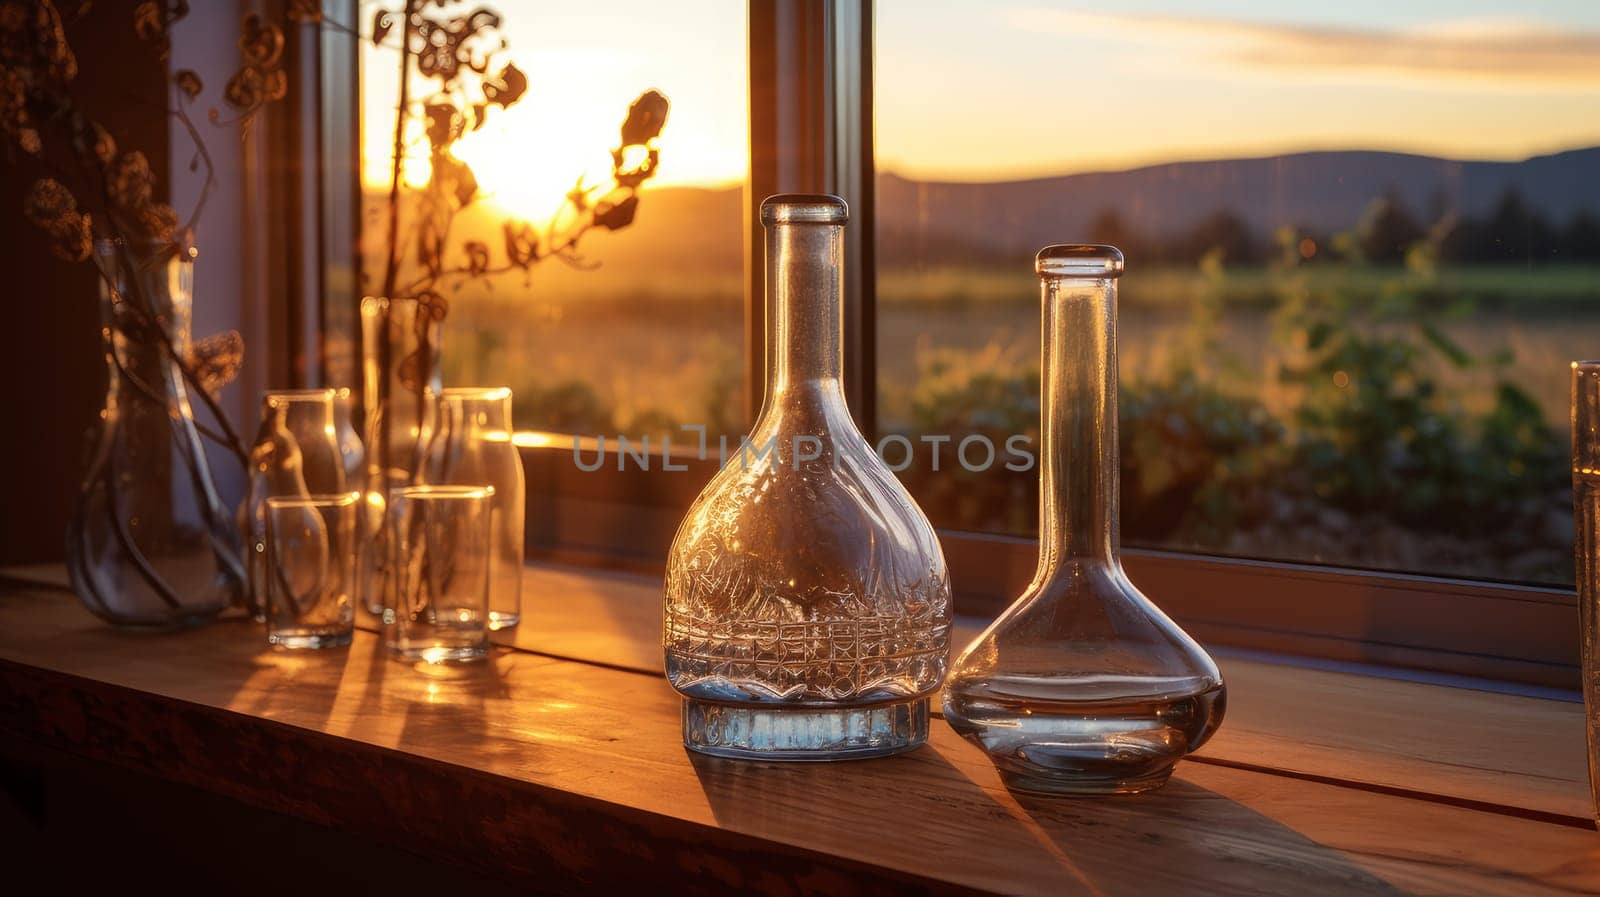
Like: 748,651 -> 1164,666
664,194 -> 951,760
943,245 -> 1226,794
425,386 -> 525,630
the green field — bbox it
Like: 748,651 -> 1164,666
881,264 -> 1600,312
433,261 -> 1600,586
436,262 -> 1600,430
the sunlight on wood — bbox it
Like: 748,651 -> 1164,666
3,576 -> 1598,894
930,740 -> 1114,897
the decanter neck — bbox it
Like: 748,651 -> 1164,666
1038,258 -> 1123,573
761,197 -> 847,406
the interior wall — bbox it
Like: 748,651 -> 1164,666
0,0 -> 171,565
168,1 -> 260,509
0,1 -> 273,565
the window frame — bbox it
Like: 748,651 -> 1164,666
311,0 -> 1579,689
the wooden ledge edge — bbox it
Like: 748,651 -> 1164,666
0,658 -> 991,897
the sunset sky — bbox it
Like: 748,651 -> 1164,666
880,0 -> 1600,180
359,0 -> 748,214
362,1 -> 1600,212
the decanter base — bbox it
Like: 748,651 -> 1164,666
998,764 -> 1175,796
682,697 -> 929,761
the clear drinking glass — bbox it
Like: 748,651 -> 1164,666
664,194 -> 952,760
1571,361 -> 1600,824
264,493 -> 358,649
360,297 -> 444,617
387,485 -> 494,664
244,389 -> 345,619
942,245 -> 1226,794
426,387 -> 525,630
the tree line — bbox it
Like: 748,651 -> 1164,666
1087,189 -> 1600,266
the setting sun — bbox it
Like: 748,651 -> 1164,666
360,4 -> 747,217
449,60 -> 691,218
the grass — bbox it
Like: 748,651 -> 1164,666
420,261 -> 1600,435
416,259 -> 1598,585
878,263 -> 1600,312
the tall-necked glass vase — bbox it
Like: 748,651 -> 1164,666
360,296 -> 443,617
943,245 -> 1226,795
664,194 -> 951,760
68,239 -> 245,627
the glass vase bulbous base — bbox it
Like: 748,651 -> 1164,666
1000,766 -> 1174,796
943,674 -> 1226,795
682,697 -> 929,761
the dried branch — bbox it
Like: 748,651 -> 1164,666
380,0 -> 418,301
360,4 -> 667,306
170,86 -> 216,234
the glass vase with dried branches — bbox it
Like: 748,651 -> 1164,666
2,1 -> 267,625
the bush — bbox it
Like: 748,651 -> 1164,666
885,249 -> 1572,583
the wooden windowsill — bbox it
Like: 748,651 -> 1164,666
0,562 -> 1594,894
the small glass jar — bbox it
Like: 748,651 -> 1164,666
426,386 -> 524,630
245,389 -> 345,619
264,492 -> 359,649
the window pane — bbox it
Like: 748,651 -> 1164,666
359,1 -> 747,441
875,1 -> 1600,585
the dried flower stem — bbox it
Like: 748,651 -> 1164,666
379,0 -> 418,301
171,89 -> 217,235
398,219 -> 599,294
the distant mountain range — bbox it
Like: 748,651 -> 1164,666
422,145 -> 1600,274
874,146 -> 1600,263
